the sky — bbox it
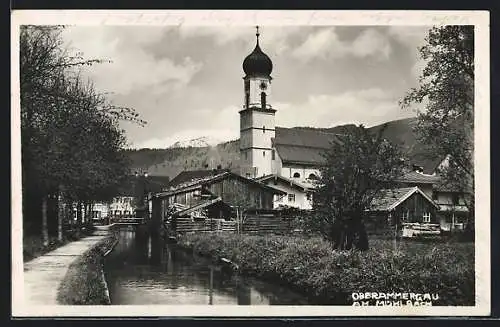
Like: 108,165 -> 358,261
61,25 -> 431,149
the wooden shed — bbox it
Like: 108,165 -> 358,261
153,170 -> 286,220
366,186 -> 441,237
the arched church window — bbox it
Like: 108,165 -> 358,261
308,173 -> 318,180
263,151 -> 266,157
293,172 -> 300,178
263,126 -> 265,133
261,92 -> 267,109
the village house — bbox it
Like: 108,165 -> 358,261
161,28 -> 471,235
91,174 -> 170,220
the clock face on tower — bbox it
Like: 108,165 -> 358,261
259,81 -> 267,90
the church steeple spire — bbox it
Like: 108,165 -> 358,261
243,26 -> 273,78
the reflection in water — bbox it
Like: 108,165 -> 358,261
105,228 -> 311,305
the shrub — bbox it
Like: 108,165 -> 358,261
177,233 -> 474,306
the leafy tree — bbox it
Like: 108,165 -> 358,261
20,25 -> 144,246
401,26 -> 474,228
311,125 -> 405,251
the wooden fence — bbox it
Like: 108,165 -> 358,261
172,217 -> 237,233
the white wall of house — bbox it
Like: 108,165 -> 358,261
109,196 -> 135,216
261,180 -> 312,210
93,196 -> 135,218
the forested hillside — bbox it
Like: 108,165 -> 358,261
124,117 -> 439,179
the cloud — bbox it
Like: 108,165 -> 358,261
134,88 -> 417,148
275,88 -> 415,128
177,26 -> 302,55
61,26 -> 203,95
387,26 -> 430,79
292,27 -> 392,62
351,29 -> 392,59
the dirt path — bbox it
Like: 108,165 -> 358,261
23,235 -> 108,305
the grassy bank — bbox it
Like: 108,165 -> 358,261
178,233 -> 475,305
56,233 -> 118,305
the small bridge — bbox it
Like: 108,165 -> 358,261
110,217 -> 146,225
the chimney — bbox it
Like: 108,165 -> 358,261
412,164 -> 424,174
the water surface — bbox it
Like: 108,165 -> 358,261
104,228 -> 312,305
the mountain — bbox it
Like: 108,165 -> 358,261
124,117 -> 441,179
169,136 -> 224,148
123,139 -> 240,179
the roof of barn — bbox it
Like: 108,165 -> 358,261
368,186 -> 440,212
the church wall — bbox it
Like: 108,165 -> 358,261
281,165 -> 321,182
250,128 -> 275,149
271,148 -> 282,175
248,78 -> 271,107
240,110 -> 253,130
251,148 -> 273,177
240,130 -> 252,150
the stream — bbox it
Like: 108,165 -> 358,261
104,227 -> 313,305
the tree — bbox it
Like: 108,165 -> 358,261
401,26 -> 474,229
20,25 -> 144,246
310,125 -> 405,251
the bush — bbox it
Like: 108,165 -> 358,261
178,233 -> 474,306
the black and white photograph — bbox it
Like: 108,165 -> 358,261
11,10 -> 490,317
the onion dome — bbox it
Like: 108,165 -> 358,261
243,26 -> 273,78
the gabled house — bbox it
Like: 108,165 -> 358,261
155,170 -> 286,220
255,174 -> 316,210
366,186 -> 441,237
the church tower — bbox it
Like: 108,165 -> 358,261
239,26 -> 276,179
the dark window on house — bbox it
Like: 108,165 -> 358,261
432,192 -> 438,201
401,210 -> 409,221
263,151 -> 266,157
293,172 -> 300,178
308,173 -> 318,180
271,150 -> 275,160
452,193 -> 459,205
288,194 -> 295,202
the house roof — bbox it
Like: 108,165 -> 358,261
368,186 -> 440,212
275,127 -> 339,149
273,123 -> 444,174
167,169 -> 228,188
255,174 -> 314,192
396,171 -> 441,184
154,170 -> 286,199
172,196 -> 229,217
274,145 -> 329,166
407,151 -> 443,175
